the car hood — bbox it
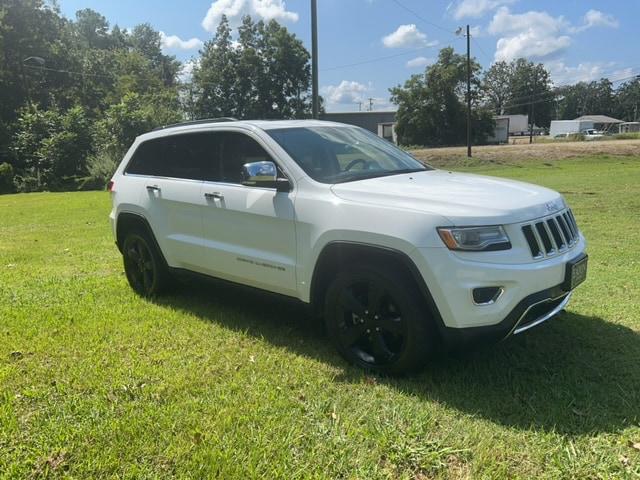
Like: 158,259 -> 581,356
330,170 -> 565,225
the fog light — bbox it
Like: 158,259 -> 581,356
472,287 -> 504,305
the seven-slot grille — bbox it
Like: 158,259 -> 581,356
521,209 -> 580,258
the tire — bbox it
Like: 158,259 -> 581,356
324,264 -> 435,375
122,229 -> 171,297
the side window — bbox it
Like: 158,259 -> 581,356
126,132 -> 222,181
164,132 -> 221,181
126,138 -> 167,176
220,132 -> 274,183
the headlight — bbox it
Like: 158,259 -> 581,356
437,226 -> 511,251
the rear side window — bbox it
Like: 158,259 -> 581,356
125,132 -> 222,180
126,138 -> 167,176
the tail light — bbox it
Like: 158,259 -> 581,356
107,180 -> 115,192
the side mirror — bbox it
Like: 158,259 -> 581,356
241,161 -> 290,192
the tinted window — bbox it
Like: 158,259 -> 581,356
126,132 -> 222,180
220,132 -> 274,183
126,138 -> 167,176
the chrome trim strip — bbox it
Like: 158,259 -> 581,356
512,292 -> 572,335
551,217 -> 567,250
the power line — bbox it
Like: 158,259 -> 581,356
321,47 -> 435,72
390,0 -> 458,37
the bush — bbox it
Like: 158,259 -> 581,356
0,162 -> 15,194
13,175 -> 40,193
614,132 -> 640,140
87,150 -> 119,187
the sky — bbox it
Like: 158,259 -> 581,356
57,0 -> 640,113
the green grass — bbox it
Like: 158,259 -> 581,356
1,155 -> 639,479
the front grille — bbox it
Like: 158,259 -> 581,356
522,209 -> 580,258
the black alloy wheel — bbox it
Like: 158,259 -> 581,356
336,279 -> 406,366
122,232 -> 168,297
325,265 -> 434,374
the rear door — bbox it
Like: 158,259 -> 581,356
129,132 -> 214,270
199,131 -> 298,296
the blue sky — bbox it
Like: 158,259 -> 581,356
57,0 -> 640,112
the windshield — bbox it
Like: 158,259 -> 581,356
267,126 -> 431,184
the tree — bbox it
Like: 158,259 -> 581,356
615,77 -> 640,122
390,47 -> 494,146
504,59 -> 553,128
192,15 -> 312,120
556,79 -> 617,120
11,106 -> 93,189
482,61 -> 512,115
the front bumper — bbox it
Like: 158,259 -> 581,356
438,281 -> 576,346
408,232 -> 586,347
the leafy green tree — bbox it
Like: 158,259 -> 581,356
11,106 -> 93,189
615,78 -> 640,122
193,15 -> 312,119
482,61 -> 512,115
504,59 -> 553,128
193,15 -> 239,118
390,47 -> 494,146
556,79 -> 618,120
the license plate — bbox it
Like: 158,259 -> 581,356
564,255 -> 588,291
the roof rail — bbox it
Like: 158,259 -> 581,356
152,117 -> 238,131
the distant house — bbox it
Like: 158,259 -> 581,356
574,115 -> 624,132
320,111 -> 397,143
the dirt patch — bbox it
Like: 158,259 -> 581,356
409,139 -> 640,168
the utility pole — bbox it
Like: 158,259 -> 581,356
465,25 -> 472,158
357,101 -> 362,112
529,74 -> 536,144
311,0 -> 319,119
368,97 -> 374,111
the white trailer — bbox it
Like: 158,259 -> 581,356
550,120 -> 594,137
496,114 -> 529,135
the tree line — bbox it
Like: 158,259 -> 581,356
0,1 -> 313,194
391,51 -> 639,146
1,1 -> 638,193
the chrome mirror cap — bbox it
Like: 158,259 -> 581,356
241,161 -> 277,186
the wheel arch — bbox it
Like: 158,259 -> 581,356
115,212 -> 168,267
309,241 -> 444,330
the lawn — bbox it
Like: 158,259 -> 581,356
1,155 -> 639,479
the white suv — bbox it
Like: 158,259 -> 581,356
109,119 -> 587,374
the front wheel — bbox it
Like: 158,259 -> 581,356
122,231 -> 170,297
324,265 -> 435,375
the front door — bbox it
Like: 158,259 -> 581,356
199,131 -> 298,297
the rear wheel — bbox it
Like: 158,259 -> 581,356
122,230 -> 170,297
324,264 -> 435,375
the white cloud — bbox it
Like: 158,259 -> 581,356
489,7 -> 571,61
178,59 -> 200,82
160,32 -> 204,51
202,0 -> 298,32
453,0 -> 515,20
321,80 -> 371,105
488,7 -> 620,62
547,61 -> 631,85
406,56 -> 433,68
571,9 -> 619,33
382,24 -> 437,48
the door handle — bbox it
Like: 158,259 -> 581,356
146,185 -> 161,192
204,192 -> 224,200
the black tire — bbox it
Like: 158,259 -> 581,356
122,229 -> 171,297
324,264 -> 435,375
